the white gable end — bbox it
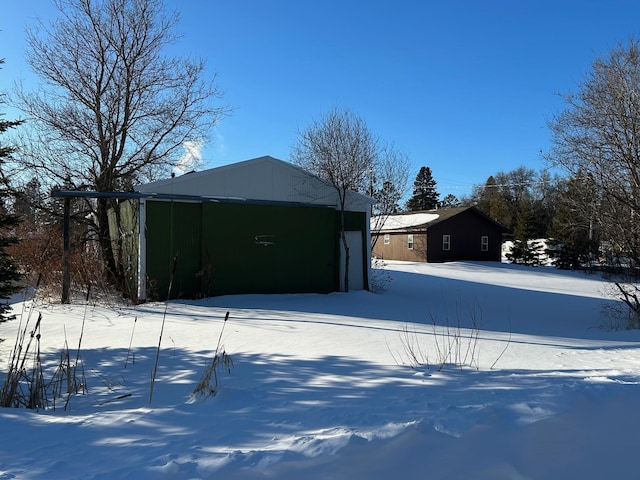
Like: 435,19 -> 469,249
135,156 -> 373,212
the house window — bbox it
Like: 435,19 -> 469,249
442,234 -> 451,251
481,235 -> 489,252
384,234 -> 390,245
407,234 -> 414,250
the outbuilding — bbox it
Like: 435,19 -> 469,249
133,156 -> 374,300
371,206 -> 508,263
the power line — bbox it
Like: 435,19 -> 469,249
437,180 -> 553,190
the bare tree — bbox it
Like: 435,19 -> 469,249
9,0 -> 227,291
369,146 -> 410,250
291,108 -> 379,292
546,38 -> 640,325
547,38 -> 640,268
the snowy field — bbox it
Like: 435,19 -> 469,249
1,260 -> 640,479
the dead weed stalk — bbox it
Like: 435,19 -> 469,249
393,302 -> 512,372
192,311 -> 234,398
1,281 -> 90,410
394,301 -> 485,372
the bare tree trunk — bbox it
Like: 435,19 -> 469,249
340,228 -> 350,293
96,198 -> 124,291
62,198 -> 71,304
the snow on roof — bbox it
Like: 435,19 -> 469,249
373,212 -> 440,231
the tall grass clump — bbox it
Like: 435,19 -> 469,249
0,310 -> 46,409
0,275 -> 46,409
192,311 -> 233,398
1,281 -> 91,410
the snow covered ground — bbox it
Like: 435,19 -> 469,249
1,260 -> 639,479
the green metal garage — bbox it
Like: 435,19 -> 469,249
135,156 -> 373,300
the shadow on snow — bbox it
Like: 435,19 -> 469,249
0,343 -> 638,478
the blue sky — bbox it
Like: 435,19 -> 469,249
2,1 -> 639,198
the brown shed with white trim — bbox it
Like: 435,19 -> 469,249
372,206 -> 508,263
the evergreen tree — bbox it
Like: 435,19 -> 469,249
475,175 -> 510,226
0,59 -> 24,321
440,193 -> 460,208
473,167 -> 558,241
0,212 -> 21,321
506,239 -> 544,266
513,201 -> 538,241
549,173 -> 600,269
373,180 -> 401,215
405,166 -> 439,211
13,177 -> 45,225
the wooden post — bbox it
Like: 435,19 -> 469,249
62,197 -> 71,304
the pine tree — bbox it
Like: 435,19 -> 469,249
406,166 -> 439,211
506,239 -> 544,266
0,213 -> 21,321
440,193 -> 460,208
475,175 -> 512,228
0,58 -> 24,321
373,180 -> 401,215
13,177 -> 45,225
549,173 -> 600,269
